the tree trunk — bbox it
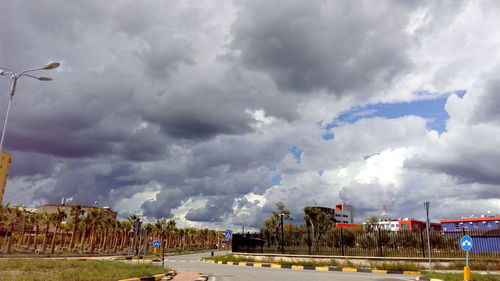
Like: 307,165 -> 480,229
50,225 -> 59,254
90,225 -> 97,254
6,222 -> 15,254
80,229 -> 87,252
69,221 -> 78,249
32,225 -> 40,251
42,225 -> 50,252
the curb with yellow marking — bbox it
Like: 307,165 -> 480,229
202,259 -> 421,276
116,270 -> 175,281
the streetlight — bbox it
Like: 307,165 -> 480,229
424,202 -> 432,273
279,213 -> 285,254
0,62 -> 60,153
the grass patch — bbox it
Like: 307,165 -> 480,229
439,260 -> 500,271
369,261 -> 422,271
0,259 -> 169,281
425,272 -> 500,281
205,255 -> 425,271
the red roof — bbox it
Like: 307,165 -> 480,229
440,217 -> 500,223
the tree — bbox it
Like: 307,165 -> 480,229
165,219 -> 176,251
4,206 -> 23,253
127,215 -> 141,254
50,208 -> 67,254
40,213 -> 54,253
303,206 -> 333,253
31,213 -> 43,251
261,202 -> 292,248
88,208 -> 104,254
364,216 -> 379,231
69,205 -> 84,250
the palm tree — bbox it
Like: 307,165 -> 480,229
40,213 -> 54,253
88,208 -> 104,254
128,215 -> 141,254
0,203 -> 9,249
163,219 -> 175,252
50,208 -> 67,254
99,216 -> 114,252
69,205 -> 84,250
24,213 -> 37,248
5,206 -> 23,253
31,213 -> 43,252
117,220 -> 132,252
79,215 -> 91,252
59,222 -> 71,249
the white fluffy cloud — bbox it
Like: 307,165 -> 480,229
1,0 -> 500,227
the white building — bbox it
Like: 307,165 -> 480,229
334,203 -> 353,224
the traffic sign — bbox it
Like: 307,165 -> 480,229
224,231 -> 232,240
460,235 -> 473,251
153,240 -> 161,248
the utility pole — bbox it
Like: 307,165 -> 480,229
280,213 -> 284,254
424,202 -> 432,273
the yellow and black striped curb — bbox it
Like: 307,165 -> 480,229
117,270 -> 175,281
416,277 -> 444,281
203,260 -> 421,275
195,275 -> 209,281
115,257 -> 162,262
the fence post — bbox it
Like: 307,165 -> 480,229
377,228 -> 383,257
420,229 -> 426,258
340,228 -> 345,256
307,227 -> 312,255
260,229 -> 263,254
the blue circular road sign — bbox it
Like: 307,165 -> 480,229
460,235 -> 473,251
153,240 -> 161,248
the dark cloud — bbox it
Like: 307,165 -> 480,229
473,67 -> 500,123
1,0 -> 499,226
230,0 -> 414,96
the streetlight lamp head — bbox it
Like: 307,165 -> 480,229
38,76 -> 53,81
43,62 -> 60,70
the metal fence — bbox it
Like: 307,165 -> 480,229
232,228 -> 500,259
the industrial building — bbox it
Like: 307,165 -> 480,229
305,203 -> 354,225
440,215 -> 500,233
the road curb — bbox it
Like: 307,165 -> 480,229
116,270 -> 175,281
202,259 -> 421,275
195,274 -> 209,281
415,277 -> 444,281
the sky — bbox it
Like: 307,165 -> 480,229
1,0 -> 500,229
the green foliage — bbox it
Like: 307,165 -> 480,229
369,261 -> 422,271
0,259 -> 168,281
303,206 -> 333,251
425,272 -> 500,281
442,260 -> 500,271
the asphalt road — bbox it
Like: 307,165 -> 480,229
163,252 -> 418,281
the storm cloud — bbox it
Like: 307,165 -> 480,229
1,0 -> 499,228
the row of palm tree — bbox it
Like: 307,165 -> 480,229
0,203 -> 224,255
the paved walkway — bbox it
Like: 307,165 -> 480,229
171,270 -> 203,281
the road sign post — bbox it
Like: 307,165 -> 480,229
153,240 -> 161,254
460,235 -> 473,281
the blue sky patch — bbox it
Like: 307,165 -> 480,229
288,146 -> 304,164
271,174 -> 282,186
322,132 -> 335,140
323,90 -> 466,134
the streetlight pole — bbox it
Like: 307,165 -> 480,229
424,202 -> 432,273
280,213 -> 284,254
0,62 -> 60,154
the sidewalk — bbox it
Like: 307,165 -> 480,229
171,271 -> 205,281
